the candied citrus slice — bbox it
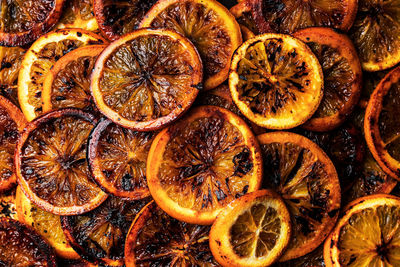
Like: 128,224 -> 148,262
365,66 -> 400,180
42,45 -> 106,115
125,201 -> 219,266
230,1 -> 258,40
62,196 -> 151,266
88,118 -> 155,199
91,28 -> 202,130
258,131 -> 341,261
293,27 -> 362,131
56,0 -> 99,31
15,186 -> 79,260
250,0 -> 357,34
229,33 -> 323,129
210,190 -> 291,267
275,244 -> 325,267
140,0 -> 242,90
147,105 -> 262,225
0,0 -> 65,46
0,217 -> 57,266
0,189 -> 17,219
350,0 -> 400,71
15,109 -> 108,215
93,0 -> 158,41
18,28 -> 106,121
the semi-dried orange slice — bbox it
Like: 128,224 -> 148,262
350,0 -> 400,71
15,109 -> 108,215
18,28 -> 106,121
258,131 -> 341,261
88,118 -> 155,199
15,186 -> 80,260
229,33 -> 323,129
294,27 -> 362,132
0,217 -> 57,266
147,105 -> 262,225
56,0 -> 99,31
327,194 -> 400,266
0,0 -> 65,46
210,190 -> 291,267
0,189 -> 17,219
365,66 -> 400,180
91,28 -> 202,131
125,201 -> 219,266
140,0 -> 242,90
42,45 -> 106,115
62,196 -> 150,266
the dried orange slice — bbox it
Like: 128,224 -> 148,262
140,0 -> 242,90
258,131 -> 341,261
147,105 -> 262,225
0,0 -> 65,46
62,196 -> 151,266
56,0 -> 99,31
88,118 -> 156,199
275,244 -> 325,267
0,189 -> 17,219
42,45 -> 106,115
230,1 -> 258,40
15,109 -> 107,215
15,186 -> 80,260
91,28 -> 202,131
229,33 -> 323,129
18,28 -> 106,121
294,27 -> 362,132
125,201 -> 219,266
0,217 -> 57,266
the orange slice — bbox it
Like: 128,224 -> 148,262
56,0 -> 99,31
230,1 -> 258,40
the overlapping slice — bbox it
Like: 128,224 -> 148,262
15,109 -> 107,215
91,28 -> 202,130
275,244 -> 325,267
147,105 -> 262,225
125,201 -> 219,266
56,0 -> 99,31
230,1 -> 258,40
229,33 -> 323,129
258,131 -> 341,261
140,0 -> 242,90
0,189 -> 17,219
210,190 -> 291,267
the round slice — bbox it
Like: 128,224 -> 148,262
0,0 -> 65,46
16,186 -> 80,260
15,109 -> 108,215
125,201 -> 219,266
56,0 -> 99,31
0,189 -> 17,219
350,0 -> 400,71
91,28 -> 202,131
42,45 -> 106,115
62,196 -> 151,266
140,0 -> 242,90
88,118 -> 156,199
294,27 -> 362,132
229,33 -> 323,129
147,105 -> 262,225
327,194 -> 400,266
18,28 -> 106,121
258,131 -> 341,261
0,217 -> 57,266
365,66 -> 400,180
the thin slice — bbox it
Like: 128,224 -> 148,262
56,0 -> 99,31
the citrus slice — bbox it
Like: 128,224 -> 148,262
0,0 -> 65,46
350,0 -> 400,71
91,28 -> 202,131
88,118 -> 156,199
0,189 -> 17,219
229,33 -> 323,129
365,66 -> 400,180
230,1 -> 258,40
250,0 -> 358,34
93,0 -> 158,41
15,109 -> 108,215
125,201 -> 219,266
62,196 -> 151,266
56,0 -> 99,31
327,194 -> 400,266
0,217 -> 57,266
147,105 -> 262,225
42,45 -> 106,115
258,131 -> 341,261
18,28 -> 106,121
139,0 -> 242,90
275,244 -> 325,267
15,186 -> 80,260
293,27 -> 362,132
